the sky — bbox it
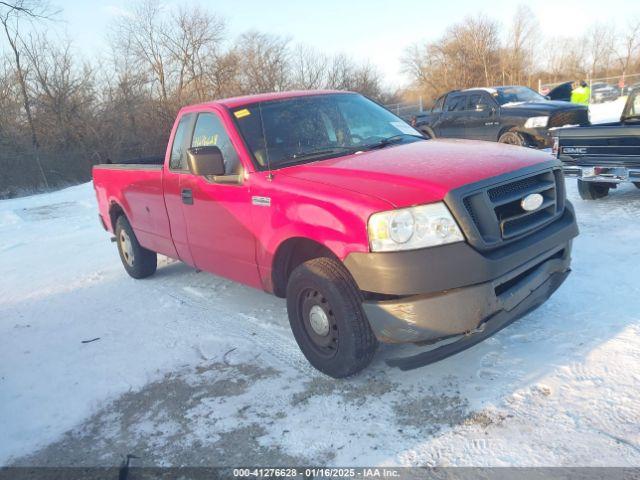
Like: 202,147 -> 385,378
47,0 -> 640,88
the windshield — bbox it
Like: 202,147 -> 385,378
231,93 -> 423,169
493,86 -> 546,105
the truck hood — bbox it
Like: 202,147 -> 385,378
279,139 -> 555,208
502,100 -> 586,115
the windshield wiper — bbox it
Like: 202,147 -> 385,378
360,133 -> 425,151
276,146 -> 358,167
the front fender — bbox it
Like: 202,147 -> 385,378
250,173 -> 390,292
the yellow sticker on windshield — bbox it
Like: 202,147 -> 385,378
234,108 -> 251,119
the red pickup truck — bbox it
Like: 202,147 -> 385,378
93,90 -> 579,378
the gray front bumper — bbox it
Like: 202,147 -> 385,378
563,165 -> 640,183
363,243 -> 572,344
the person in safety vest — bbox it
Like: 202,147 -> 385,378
571,80 -> 590,105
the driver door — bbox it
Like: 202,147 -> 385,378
179,108 -> 262,289
437,93 -> 467,138
464,93 -> 499,141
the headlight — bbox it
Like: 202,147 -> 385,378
368,202 -> 464,252
524,116 -> 549,128
552,136 -> 559,156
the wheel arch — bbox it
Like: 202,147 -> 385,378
271,237 -> 340,298
108,201 -> 126,232
497,124 -> 520,140
418,125 -> 436,139
497,125 -> 535,145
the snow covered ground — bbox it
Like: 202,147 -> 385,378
589,96 -> 627,124
1,99 -> 638,467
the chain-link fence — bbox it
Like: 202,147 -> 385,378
539,72 -> 640,103
383,99 -> 425,120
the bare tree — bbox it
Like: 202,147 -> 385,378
502,5 -> 539,85
585,23 -> 617,78
0,0 -> 57,188
162,5 -> 226,102
204,47 -> 241,98
0,56 -> 20,137
291,44 -> 327,90
542,36 -> 588,82
23,35 -> 95,149
618,17 -> 640,76
236,30 -> 290,93
114,0 -> 170,102
401,15 -> 501,99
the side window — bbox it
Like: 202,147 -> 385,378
445,95 -> 466,112
468,94 -> 491,111
432,95 -> 445,113
191,112 -> 241,175
169,114 -> 193,171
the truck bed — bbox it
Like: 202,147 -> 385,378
93,163 -> 177,258
104,155 -> 165,166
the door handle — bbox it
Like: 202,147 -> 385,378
181,188 -> 193,205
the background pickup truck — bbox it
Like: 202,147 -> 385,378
93,90 -> 578,377
553,89 -> 640,200
412,86 -> 589,148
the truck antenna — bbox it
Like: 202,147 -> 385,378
258,102 -> 273,181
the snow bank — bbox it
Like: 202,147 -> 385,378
589,97 -> 626,124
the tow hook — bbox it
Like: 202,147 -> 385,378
465,323 -> 486,336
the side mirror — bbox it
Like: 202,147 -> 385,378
187,146 -> 225,176
476,105 -> 494,116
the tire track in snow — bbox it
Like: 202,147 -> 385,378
150,280 -> 318,377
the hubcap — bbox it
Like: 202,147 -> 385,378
502,133 -> 519,145
309,305 -> 330,336
119,230 -> 135,266
299,288 -> 338,358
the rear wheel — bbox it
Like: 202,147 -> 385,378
577,180 -> 610,200
286,257 -> 378,378
115,215 -> 157,279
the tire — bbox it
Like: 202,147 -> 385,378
634,182 -> 640,189
115,215 -> 157,279
286,257 -> 378,378
577,180 -> 610,200
419,127 -> 435,139
498,130 -> 530,147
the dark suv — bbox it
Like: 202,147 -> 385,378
412,86 -> 589,148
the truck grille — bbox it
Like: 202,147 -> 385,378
548,109 -> 589,128
459,168 -> 565,250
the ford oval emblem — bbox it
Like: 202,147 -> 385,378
521,193 -> 544,212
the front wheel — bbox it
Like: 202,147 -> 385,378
577,180 -> 610,200
115,215 -> 157,279
286,257 -> 378,378
419,127 -> 435,139
498,130 -> 530,147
